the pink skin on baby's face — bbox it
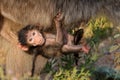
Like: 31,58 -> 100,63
26,29 -> 45,46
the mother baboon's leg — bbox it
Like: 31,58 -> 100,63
0,16 -> 48,77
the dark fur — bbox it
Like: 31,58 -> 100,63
74,29 -> 84,65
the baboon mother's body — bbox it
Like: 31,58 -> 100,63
1,0 -> 120,30
0,0 -> 120,77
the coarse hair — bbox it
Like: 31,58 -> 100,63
1,0 -> 120,30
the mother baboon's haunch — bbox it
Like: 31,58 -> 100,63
0,0 -> 120,77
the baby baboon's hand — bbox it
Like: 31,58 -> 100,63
81,45 -> 90,54
54,12 -> 63,23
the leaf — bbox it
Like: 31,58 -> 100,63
55,68 -> 63,77
114,34 -> 120,38
109,45 -> 120,52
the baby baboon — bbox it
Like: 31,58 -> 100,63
18,13 -> 89,76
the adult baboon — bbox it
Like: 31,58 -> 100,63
1,0 -> 120,29
0,0 -> 120,77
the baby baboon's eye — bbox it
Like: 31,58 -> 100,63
32,32 -> 36,36
29,38 -> 33,42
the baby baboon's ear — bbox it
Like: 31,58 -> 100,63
17,42 -> 29,51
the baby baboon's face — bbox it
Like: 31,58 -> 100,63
27,29 -> 45,46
